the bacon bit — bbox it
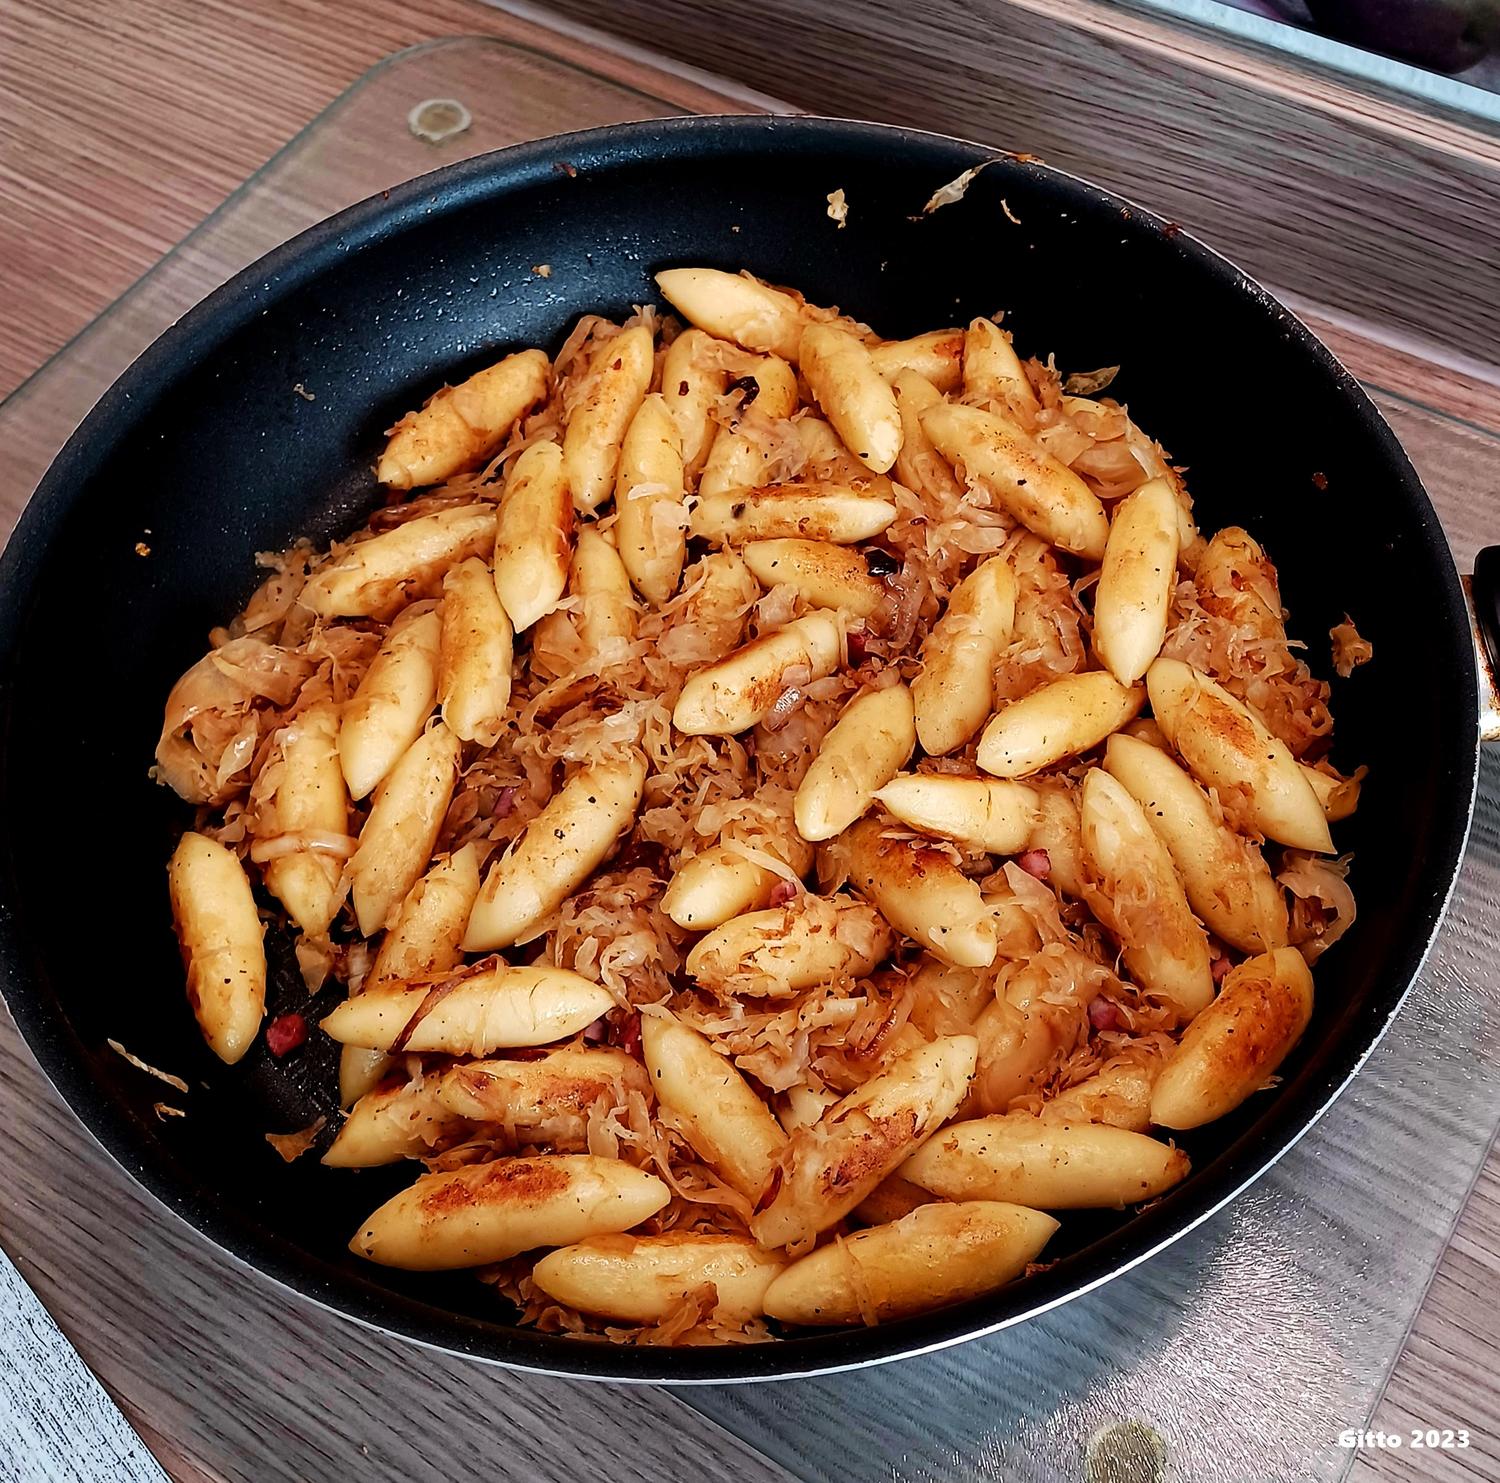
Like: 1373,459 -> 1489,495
1088,998 -> 1121,1032
847,628 -> 871,664
554,161 -> 578,178
1210,954 -> 1233,984
615,838 -> 670,876
768,878 -> 800,907
134,541 -> 151,557
608,1009 -> 644,1060
1311,471 -> 1328,491
583,1016 -> 609,1044
1016,848 -> 1051,881
266,1013 -> 308,1057
493,785 -> 519,820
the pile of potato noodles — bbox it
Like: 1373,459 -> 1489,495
158,267 -> 1368,1345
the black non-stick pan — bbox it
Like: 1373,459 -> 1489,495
0,115 -> 1488,1382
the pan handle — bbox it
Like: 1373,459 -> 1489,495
1468,547 -> 1500,742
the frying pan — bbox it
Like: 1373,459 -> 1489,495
0,115 -> 1489,1383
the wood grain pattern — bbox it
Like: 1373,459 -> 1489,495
1,3 -> 1499,1480
0,1246 -> 168,1482
520,0 -> 1500,400
1350,1156 -> 1500,1483
0,0 -> 740,400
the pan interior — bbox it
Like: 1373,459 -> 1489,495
0,117 -> 1474,1381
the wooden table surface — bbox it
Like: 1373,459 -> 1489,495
0,2 -> 1496,1480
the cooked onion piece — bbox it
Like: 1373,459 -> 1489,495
1301,761 -> 1364,822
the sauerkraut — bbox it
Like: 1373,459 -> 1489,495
157,267 -> 1363,1348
